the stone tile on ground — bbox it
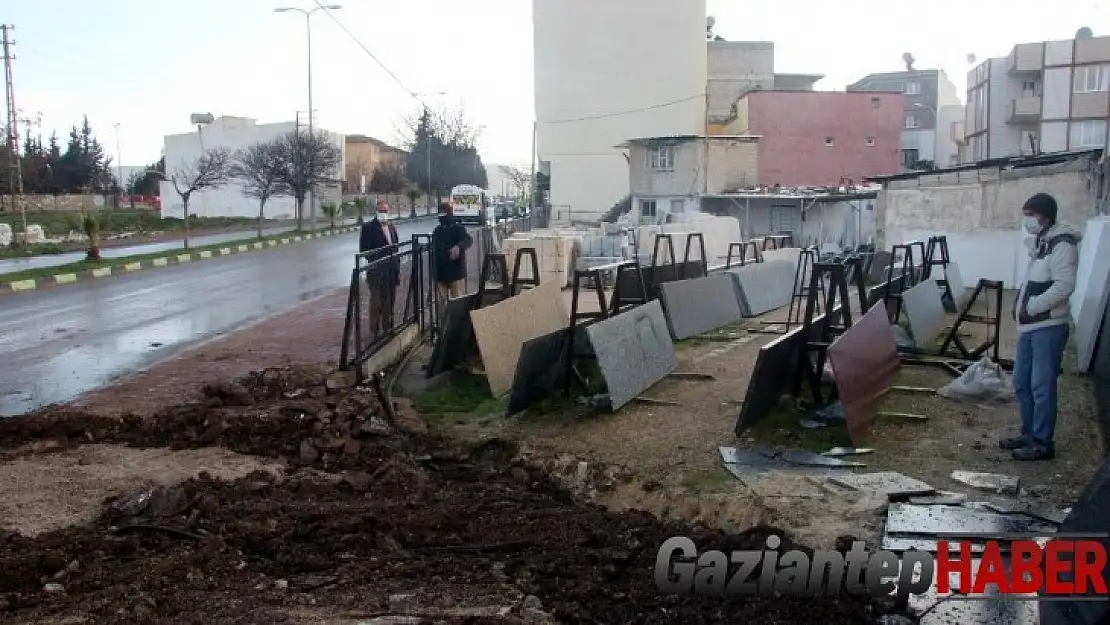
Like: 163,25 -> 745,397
69,288 -> 350,415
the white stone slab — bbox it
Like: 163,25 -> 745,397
945,261 -> 971,311
1070,216 -> 1110,373
659,274 -> 744,340
760,247 -> 803,274
727,260 -> 796,317
901,277 -> 946,347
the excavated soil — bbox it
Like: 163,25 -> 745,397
0,365 -> 910,624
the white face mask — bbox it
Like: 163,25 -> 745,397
1023,216 -> 1042,235
378,211 -> 391,222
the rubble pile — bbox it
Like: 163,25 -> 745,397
0,365 -> 909,624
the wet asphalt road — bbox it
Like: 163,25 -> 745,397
0,217 -> 437,416
0,219 -> 363,275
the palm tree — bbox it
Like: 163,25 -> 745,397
78,211 -> 104,261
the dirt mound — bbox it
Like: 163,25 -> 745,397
0,366 -> 914,624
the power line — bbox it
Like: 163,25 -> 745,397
311,1 -> 424,107
538,94 -> 706,125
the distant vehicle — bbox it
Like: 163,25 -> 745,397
449,184 -> 486,225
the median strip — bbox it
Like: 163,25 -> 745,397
0,223 -> 377,294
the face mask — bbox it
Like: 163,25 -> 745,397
378,212 -> 391,222
1023,216 -> 1042,235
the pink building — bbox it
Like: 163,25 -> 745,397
727,91 -> 904,186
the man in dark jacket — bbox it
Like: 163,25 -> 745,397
359,200 -> 401,338
431,201 -> 473,318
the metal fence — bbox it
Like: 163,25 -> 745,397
340,214 -> 540,371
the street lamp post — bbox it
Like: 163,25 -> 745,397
276,4 -> 342,232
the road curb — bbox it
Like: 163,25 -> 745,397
0,216 -> 432,295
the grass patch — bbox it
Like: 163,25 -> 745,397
677,322 -> 749,348
746,397 -> 852,451
0,243 -> 66,259
0,210 -> 262,239
680,468 -> 733,494
0,228 -> 314,285
413,373 -> 509,430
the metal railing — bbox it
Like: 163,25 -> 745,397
340,214 -> 539,371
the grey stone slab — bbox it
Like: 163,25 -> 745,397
779,449 -> 866,468
885,503 -> 1057,537
908,491 -> 969,506
907,558 -> 1040,625
427,293 -> 479,378
828,471 -> 936,499
821,447 -> 875,457
950,470 -> 1020,495
659,273 -> 744,340
901,277 -> 947,347
982,500 -> 1067,525
721,465 -> 826,497
718,447 -> 782,472
867,251 -> 893,284
881,535 -> 989,554
506,328 -> 570,416
727,260 -> 796,317
585,300 -> 677,411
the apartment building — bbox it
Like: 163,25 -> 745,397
706,39 -> 823,134
965,33 -> 1110,160
724,91 -> 903,186
533,0 -> 708,224
847,69 -> 963,168
345,135 -> 407,193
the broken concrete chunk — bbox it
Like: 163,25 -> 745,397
950,470 -> 1020,495
907,491 -> 967,506
829,471 -> 936,500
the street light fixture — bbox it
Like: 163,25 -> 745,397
275,4 -> 342,232
112,123 -> 124,207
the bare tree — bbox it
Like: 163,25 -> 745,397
273,130 -> 343,231
168,147 -> 233,249
498,164 -> 533,202
232,139 -> 286,238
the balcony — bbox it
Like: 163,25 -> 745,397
1007,43 -> 1044,74
1006,97 -> 1041,124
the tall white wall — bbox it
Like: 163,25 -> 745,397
159,116 -> 345,220
986,60 -> 1021,159
533,0 -> 707,224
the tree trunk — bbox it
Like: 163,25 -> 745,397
258,198 -> 265,239
182,196 -> 191,249
295,196 -> 304,231
87,233 -> 101,261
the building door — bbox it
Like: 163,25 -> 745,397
770,204 -> 800,236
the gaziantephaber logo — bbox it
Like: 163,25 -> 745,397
654,534 -> 1110,601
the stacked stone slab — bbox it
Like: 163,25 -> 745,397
659,274 -> 745,340
727,260 -> 796,317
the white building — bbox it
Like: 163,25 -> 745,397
532,0 -> 707,225
965,33 -> 1110,161
159,116 -> 345,220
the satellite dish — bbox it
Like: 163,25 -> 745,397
1076,26 -> 1093,38
966,53 -> 977,65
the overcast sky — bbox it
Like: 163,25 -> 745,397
7,0 -> 1107,169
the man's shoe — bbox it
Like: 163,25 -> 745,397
1012,444 -> 1055,461
999,436 -> 1029,450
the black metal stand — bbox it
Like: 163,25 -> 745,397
752,247 -> 823,335
937,278 -> 1012,370
791,261 -> 857,407
563,261 -> 648,395
683,232 -> 708,279
883,244 -> 919,324
475,253 -> 510,310
509,247 -> 541,295
922,235 -> 958,312
725,241 -> 762,268
764,234 -> 794,250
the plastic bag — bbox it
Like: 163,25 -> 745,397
937,357 -> 1014,402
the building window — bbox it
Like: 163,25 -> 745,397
901,149 -> 919,167
904,114 -> 920,129
640,199 -> 657,218
646,145 -> 675,171
1070,120 -> 1108,148
670,199 -> 685,214
1021,79 -> 1039,97
824,137 -> 835,146
1073,65 -> 1109,93
904,81 -> 921,95
871,97 -> 881,108
865,136 -> 876,147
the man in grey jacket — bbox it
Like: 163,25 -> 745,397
1000,193 -> 1079,461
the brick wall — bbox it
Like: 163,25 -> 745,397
745,91 -> 904,186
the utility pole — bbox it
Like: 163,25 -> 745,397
113,123 -> 124,208
2,24 -> 26,239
